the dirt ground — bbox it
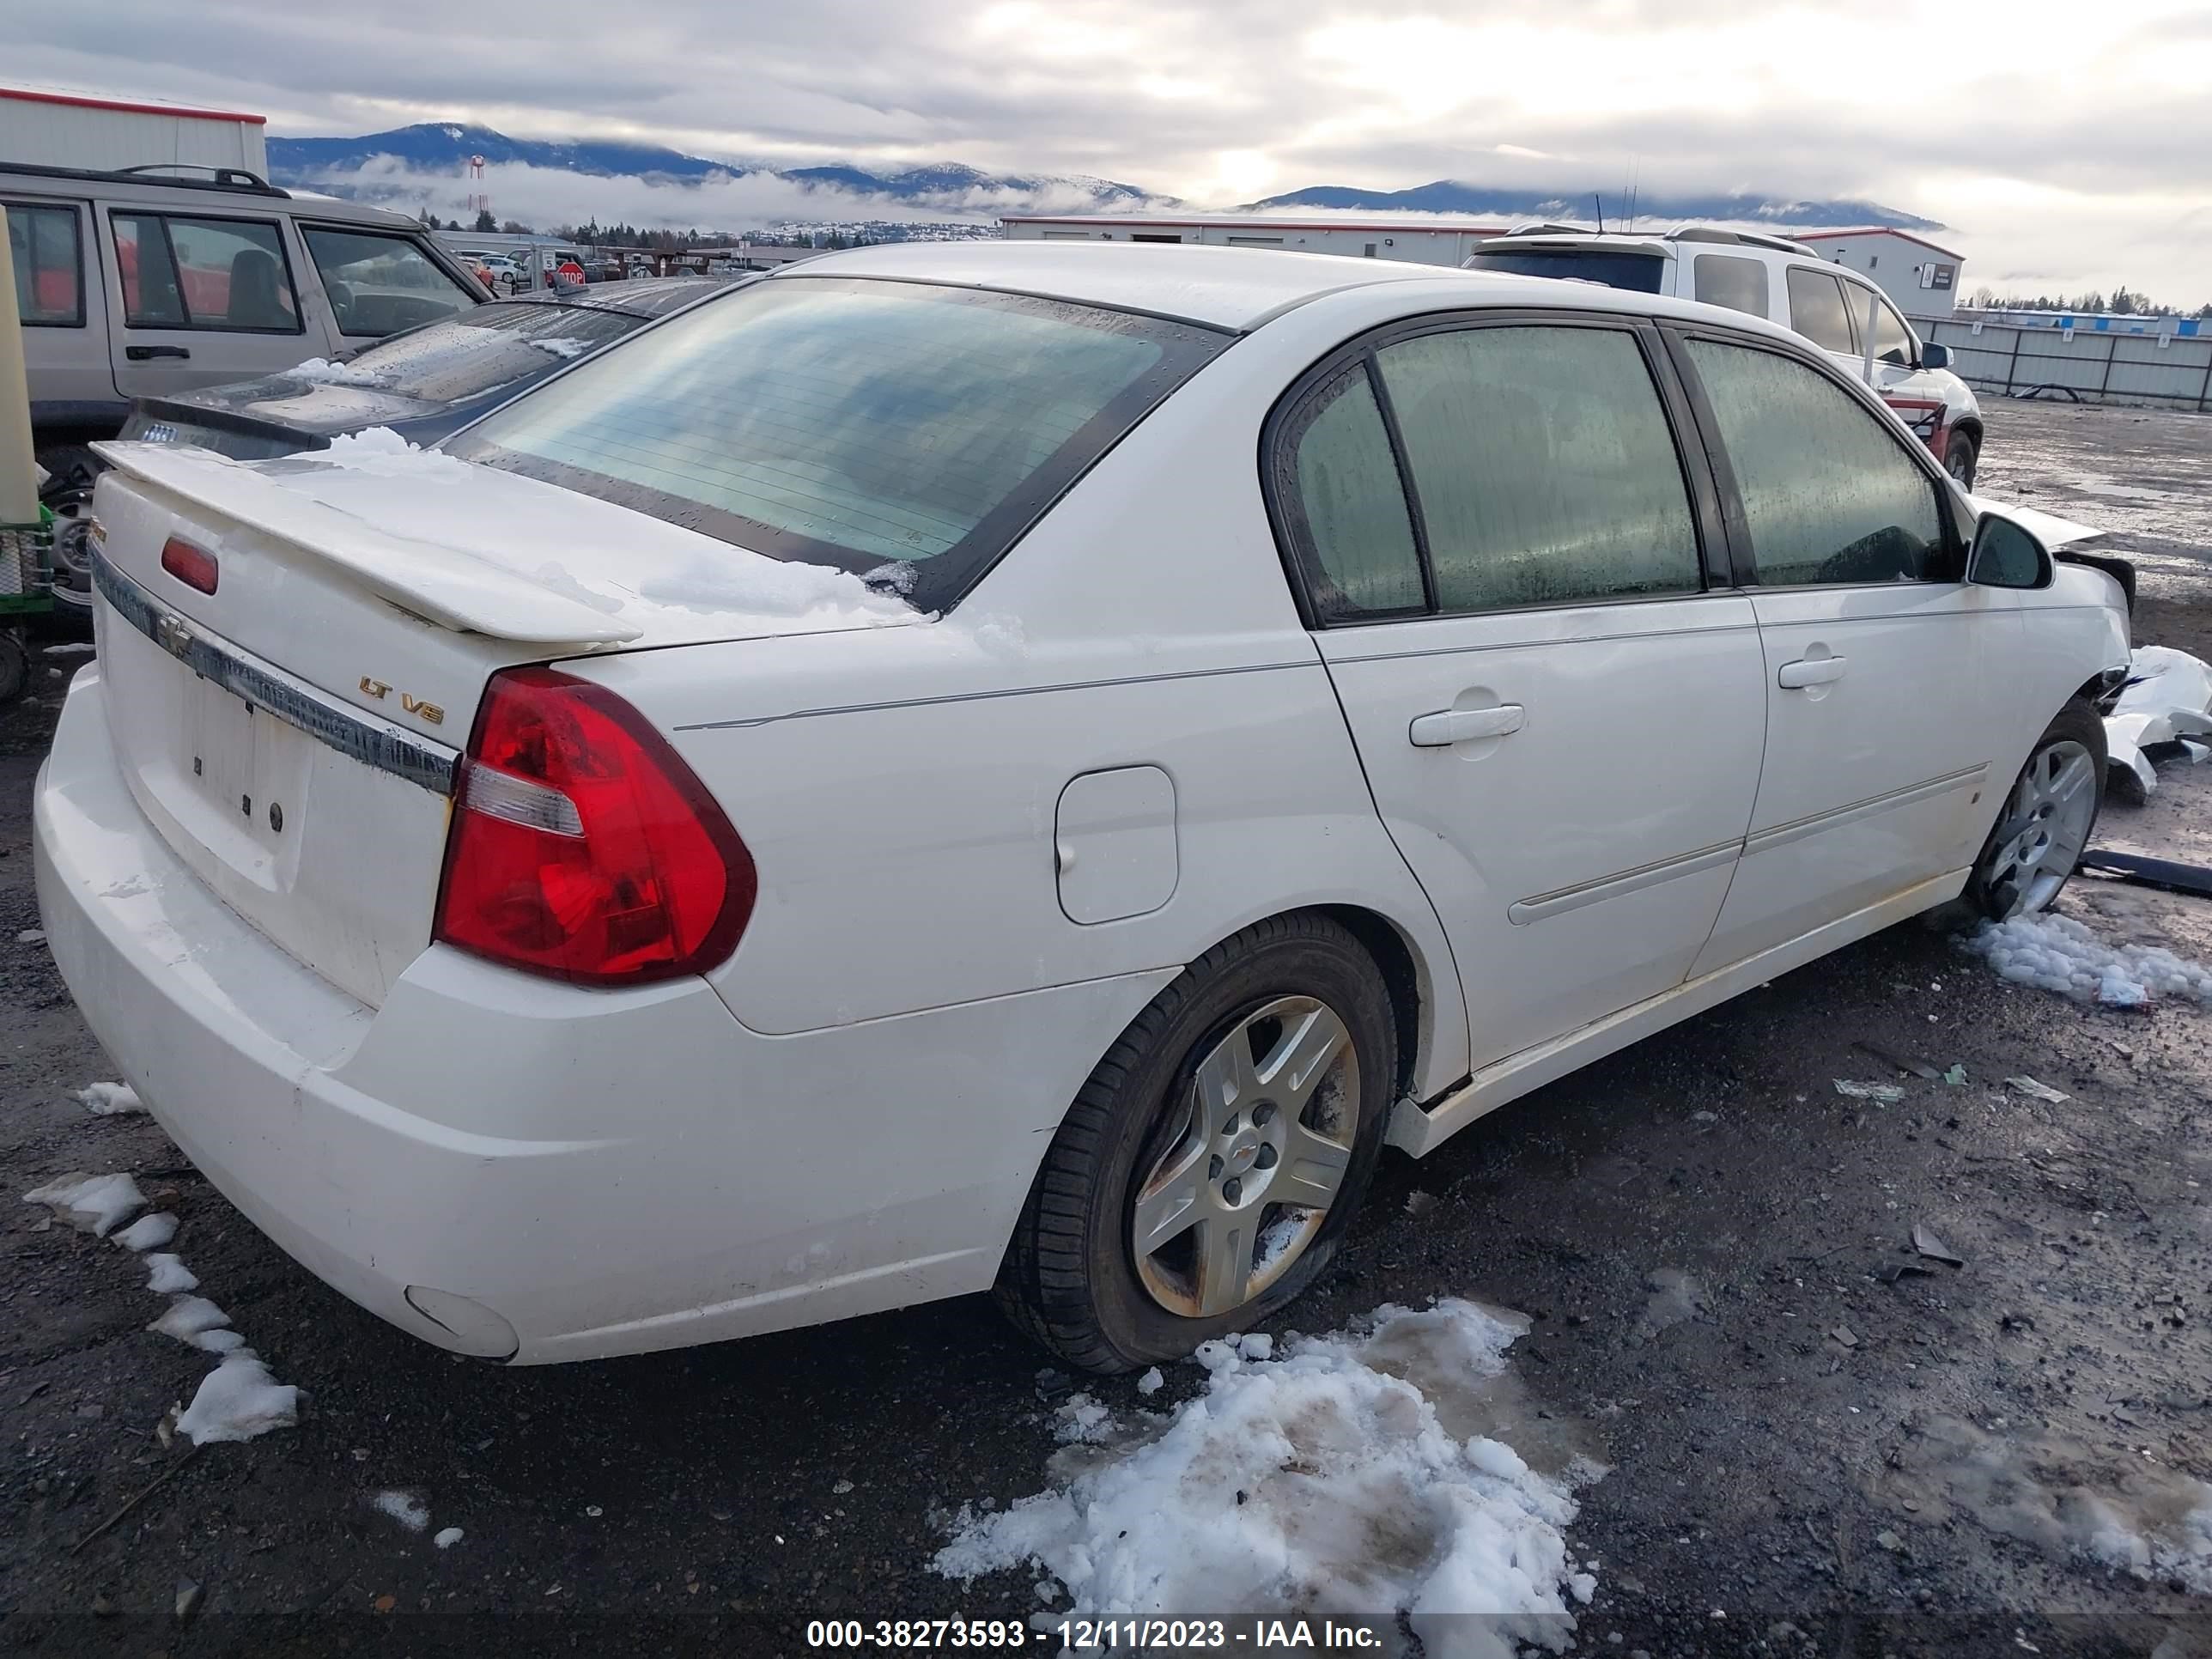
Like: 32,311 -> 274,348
3,397 -> 2212,1658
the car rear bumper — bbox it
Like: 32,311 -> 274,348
36,666 -> 1169,1362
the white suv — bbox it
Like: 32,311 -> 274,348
1465,226 -> 1984,487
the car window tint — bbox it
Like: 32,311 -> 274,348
1686,338 -> 1948,586
447,277 -> 1224,612
1279,364 -> 1423,620
1784,267 -> 1856,353
1374,325 -> 1700,612
301,228 -> 474,337
5,203 -> 82,326
114,214 -> 298,331
1693,254 -> 1769,319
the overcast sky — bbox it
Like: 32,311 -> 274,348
18,0 -> 2212,303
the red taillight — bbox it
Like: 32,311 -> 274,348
434,668 -> 756,987
161,537 -> 218,594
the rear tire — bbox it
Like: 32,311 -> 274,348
1964,699 -> 2105,921
1944,430 -> 1979,490
996,913 -> 1397,1373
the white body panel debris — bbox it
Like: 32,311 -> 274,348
2103,645 -> 2212,800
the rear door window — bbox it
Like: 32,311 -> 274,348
1784,266 -> 1857,354
299,228 -> 475,338
1683,337 -> 1948,586
1692,253 -> 1770,319
5,202 -> 84,325
447,276 -> 1225,611
1273,363 -> 1425,621
112,213 -> 300,332
1374,325 -> 1702,612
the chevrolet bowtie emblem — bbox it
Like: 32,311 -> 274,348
155,613 -> 192,660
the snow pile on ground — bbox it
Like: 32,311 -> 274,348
76,1081 -> 144,1115
177,1354 -> 299,1444
936,1302 -> 1596,1656
112,1211 -> 176,1250
25,1170 -> 146,1236
1961,912 -> 2212,1007
370,1490 -> 432,1533
21,1143 -> 299,1444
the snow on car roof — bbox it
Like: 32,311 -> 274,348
769,240 -> 1498,331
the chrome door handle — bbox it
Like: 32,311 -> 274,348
1777,657 -> 1848,690
1409,703 -> 1525,747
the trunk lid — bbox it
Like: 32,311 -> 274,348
86,437 -> 916,1006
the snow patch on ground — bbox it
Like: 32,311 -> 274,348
1960,911 -> 2212,1007
371,1490 -> 432,1533
149,1295 -> 231,1345
25,1171 -> 145,1236
111,1212 -> 177,1251
935,1301 -> 1598,1650
178,1354 -> 299,1444
144,1253 -> 198,1294
76,1081 -> 144,1115
435,1525 -> 465,1549
17,927 -> 45,943
28,1164 -> 299,1443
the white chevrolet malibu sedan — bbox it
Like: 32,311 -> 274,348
39,244 -> 2130,1371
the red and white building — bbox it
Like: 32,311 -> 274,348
1793,228 -> 1964,320
0,85 -> 268,176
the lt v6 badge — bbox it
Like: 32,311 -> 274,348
360,677 -> 446,726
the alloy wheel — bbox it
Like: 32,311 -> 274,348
1128,994 -> 1360,1319
1981,738 -> 2097,917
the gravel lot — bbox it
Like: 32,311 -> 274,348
4,398 -> 2211,1657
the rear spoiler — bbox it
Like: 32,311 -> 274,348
91,441 -> 641,646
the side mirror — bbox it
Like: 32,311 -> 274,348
1967,511 -> 2053,589
1919,341 -> 1950,371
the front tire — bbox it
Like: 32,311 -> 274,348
997,914 -> 1397,1373
1965,699 -> 2105,921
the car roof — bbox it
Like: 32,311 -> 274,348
769,240 -> 1812,343
773,241 -> 1504,331
0,162 -> 427,230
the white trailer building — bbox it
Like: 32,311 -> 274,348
0,85 -> 268,176
1001,214 -> 1509,265
1794,228 -> 1964,320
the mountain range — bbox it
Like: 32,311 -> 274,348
265,122 -> 1940,230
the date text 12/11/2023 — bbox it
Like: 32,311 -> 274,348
805,1619 -> 1388,1650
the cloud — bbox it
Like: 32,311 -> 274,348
11,0 -> 2212,304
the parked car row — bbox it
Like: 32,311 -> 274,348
36,242 -> 2129,1376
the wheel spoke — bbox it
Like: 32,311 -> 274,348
1193,1212 -> 1255,1317
1132,1141 -> 1207,1257
1274,1121 -> 1353,1210
1255,1002 -> 1349,1114
2048,752 -> 2095,805
1190,1030 -> 1260,1131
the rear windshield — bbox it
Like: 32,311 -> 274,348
320,302 -> 640,401
1462,249 -> 1667,293
445,276 -> 1227,609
